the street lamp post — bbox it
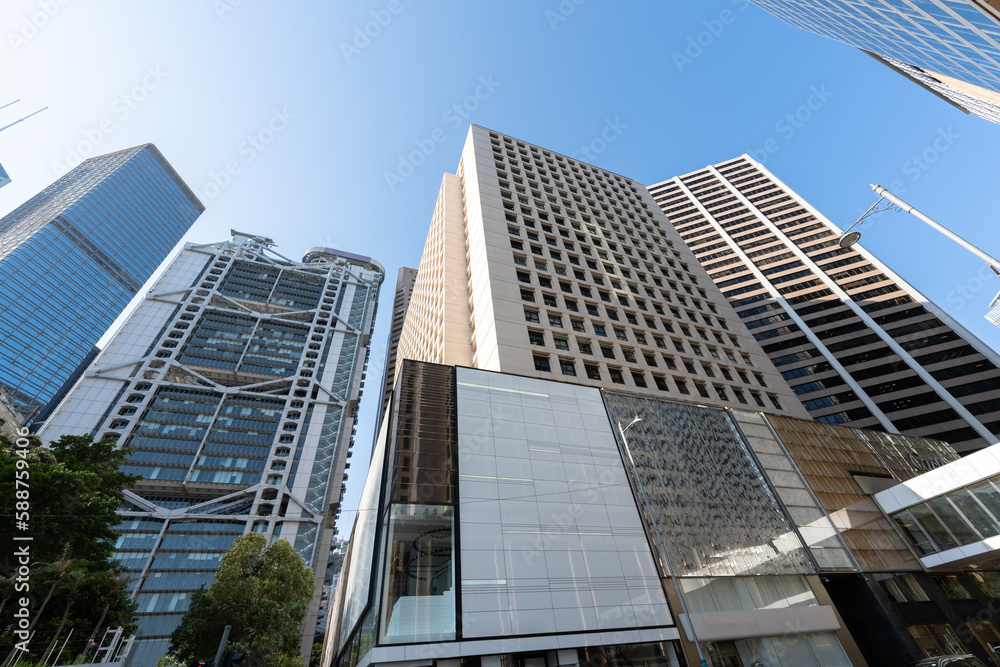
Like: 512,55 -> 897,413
617,417 -> 709,667
838,184 -> 1000,275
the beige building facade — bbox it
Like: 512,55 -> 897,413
396,126 -> 809,418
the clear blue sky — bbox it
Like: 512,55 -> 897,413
4,0 -> 999,534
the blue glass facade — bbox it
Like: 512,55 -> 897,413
751,0 -> 1000,92
0,144 -> 203,421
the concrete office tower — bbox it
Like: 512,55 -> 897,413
0,144 -> 204,423
324,359 -> 1000,667
375,266 -> 417,427
649,155 -> 1000,454
39,232 -> 384,667
395,126 -> 807,418
749,0 -> 1000,125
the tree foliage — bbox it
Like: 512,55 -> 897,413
0,433 -> 139,663
168,533 -> 314,667
1,433 -> 140,564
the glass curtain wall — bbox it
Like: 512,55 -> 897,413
377,362 -> 457,644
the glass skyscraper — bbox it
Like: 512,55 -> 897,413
39,232 -> 384,667
0,144 -> 204,422
750,0 -> 1000,124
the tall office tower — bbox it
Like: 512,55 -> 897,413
749,0 -> 1000,125
394,125 -> 807,418
38,232 -> 384,667
0,144 -> 204,423
648,155 -> 1000,454
375,267 -> 417,427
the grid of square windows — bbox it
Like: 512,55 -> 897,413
487,131 -> 785,410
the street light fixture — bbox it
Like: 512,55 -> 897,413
617,416 -> 709,667
838,185 -> 1000,273
838,185 -> 1000,326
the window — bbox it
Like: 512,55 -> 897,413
528,330 -> 545,346
609,368 -> 625,384
754,373 -> 767,387
585,364 -> 601,380
517,271 -> 531,283
524,308 -> 540,323
553,337 -> 570,351
695,382 -> 711,399
601,346 -> 615,359
615,328 -> 628,341
548,314 -> 563,328
631,372 -> 647,388
623,349 -> 637,363
543,293 -> 558,307
594,325 -> 607,337
520,289 -> 534,302
733,389 -> 747,404
768,395 -> 782,410
565,298 -> 578,311
578,340 -> 593,355
676,379 -> 690,395
559,359 -> 577,376
539,276 -> 552,288
533,355 -> 551,372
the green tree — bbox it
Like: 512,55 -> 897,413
0,433 -> 140,564
168,533 -> 314,667
0,434 -> 139,663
